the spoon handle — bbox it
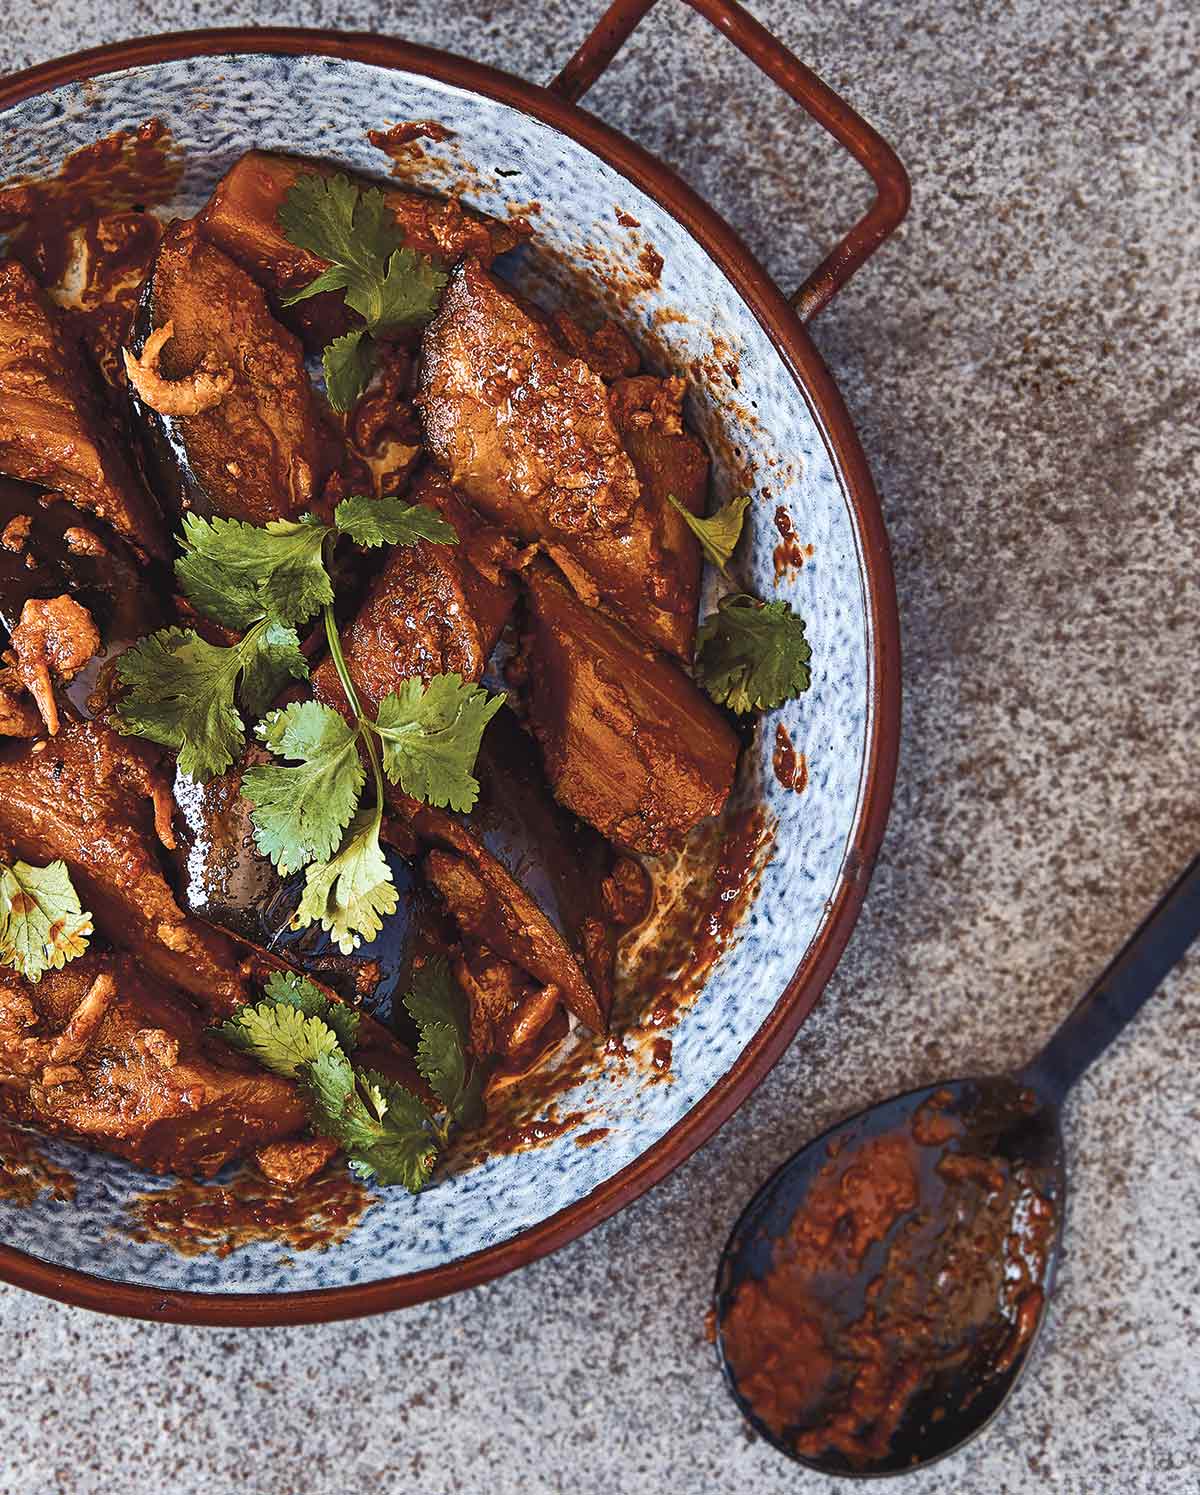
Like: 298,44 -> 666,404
1020,851 -> 1200,1102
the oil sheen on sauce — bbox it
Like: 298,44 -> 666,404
720,1090 -> 1056,1467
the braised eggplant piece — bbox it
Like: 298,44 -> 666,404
451,943 -> 565,1065
609,374 -> 708,622
0,952 -> 307,1178
418,257 -> 702,658
467,706 -> 616,1021
0,259 -> 168,560
199,151 -> 528,351
127,219 -> 336,526
520,561 -> 739,855
171,746 -> 446,1019
311,466 -> 519,710
0,721 -> 251,1018
402,794 -> 607,1035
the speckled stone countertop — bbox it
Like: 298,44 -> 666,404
1,3 -> 1197,1492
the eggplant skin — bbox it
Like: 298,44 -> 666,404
128,219 -> 336,527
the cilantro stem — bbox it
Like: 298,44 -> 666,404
321,595 -> 387,836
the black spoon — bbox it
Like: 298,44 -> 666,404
713,851 -> 1200,1477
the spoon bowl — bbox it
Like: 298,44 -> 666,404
713,849 -> 1200,1476
713,1076 -> 1065,1477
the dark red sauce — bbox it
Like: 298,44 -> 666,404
772,723 -> 808,794
614,208 -> 640,228
0,119 -> 178,288
367,119 -> 453,158
638,245 -> 664,283
123,1164 -> 375,1259
488,1109 -> 588,1156
0,1122 -> 76,1206
772,507 -> 814,578
721,1092 -> 1057,1467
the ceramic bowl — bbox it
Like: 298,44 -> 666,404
0,19 -> 902,1322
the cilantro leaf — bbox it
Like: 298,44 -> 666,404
176,512 -> 335,630
0,860 -> 93,983
262,968 -> 361,1052
114,621 -> 307,782
242,701 -> 365,874
402,958 -> 481,1125
238,623 -> 309,720
217,997 -> 342,1078
334,495 -> 458,549
293,806 -> 399,954
366,247 -> 448,330
114,627 -> 248,782
323,328 -> 376,414
414,1021 -> 467,1115
668,492 -> 749,574
402,956 -> 469,1047
304,1055 -> 436,1192
694,593 -> 813,713
277,173 -> 446,335
374,674 -> 506,812
278,174 -> 403,297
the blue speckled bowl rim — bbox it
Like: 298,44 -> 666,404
0,26 -> 901,1325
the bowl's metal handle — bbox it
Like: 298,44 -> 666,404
549,0 -> 910,322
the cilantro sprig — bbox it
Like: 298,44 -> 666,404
0,859 -> 93,983
217,963 -> 482,1191
114,498 -> 504,952
277,171 -> 449,412
694,593 -> 813,714
667,492 -> 749,575
667,495 -> 814,715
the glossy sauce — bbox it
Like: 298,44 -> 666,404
721,1091 -> 1057,1467
367,120 -> 453,155
0,119 -> 178,288
0,1122 -> 76,1207
772,507 -> 813,578
772,723 -> 808,794
123,1164 -> 375,1259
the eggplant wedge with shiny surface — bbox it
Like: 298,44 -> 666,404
0,259 -> 169,560
199,150 -> 528,351
127,219 -> 336,526
171,747 -> 446,1021
520,560 -> 739,856
418,257 -> 702,658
